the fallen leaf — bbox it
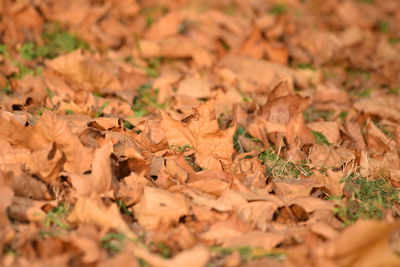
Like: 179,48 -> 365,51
176,78 -> 212,99
67,195 -> 134,238
307,121 -> 341,145
0,172 -> 14,252
139,36 -> 214,67
66,141 -> 113,196
161,99 -> 235,170
130,243 -> 209,267
223,231 -> 284,250
46,50 -> 122,92
354,95 -> 400,123
318,220 -> 400,267
133,186 -> 188,229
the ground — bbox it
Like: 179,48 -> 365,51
0,0 -> 400,266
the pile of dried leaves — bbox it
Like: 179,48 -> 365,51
1,0 -> 400,266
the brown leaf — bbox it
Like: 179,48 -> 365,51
181,187 -> 232,212
288,197 -> 334,213
314,84 -> 350,104
161,99 -> 235,170
12,172 -> 52,200
273,179 -> 321,200
318,220 -> 400,267
116,172 -> 149,206
223,231 -> 284,250
176,78 -> 212,99
237,201 -> 280,231
0,172 -> 14,252
309,145 -> 355,168
365,119 -> 395,152
339,26 -> 364,47
34,111 -> 93,174
344,118 -> 366,150
67,195 -> 134,238
188,178 -> 229,196
294,30 -> 342,65
260,82 -> 315,147
130,243 -> 209,267
312,169 -> 345,197
67,141 -> 113,197
144,10 -> 187,39
354,95 -> 400,123
64,232 -> 100,264
26,143 -> 64,183
133,186 -> 188,229
46,50 -> 122,92
139,36 -> 214,67
7,196 -> 48,222
307,121 -> 341,145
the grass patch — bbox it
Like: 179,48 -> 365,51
389,37 -> 400,45
0,44 -> 9,56
95,101 -> 110,117
149,242 -> 172,259
388,86 -> 400,95
131,83 -> 165,117
0,45 -> 39,80
233,125 -> 262,153
19,24 -> 89,60
304,108 -> 333,122
145,58 -> 161,77
12,62 -> 38,79
2,244 -> 20,256
269,4 -> 287,15
357,88 -> 373,98
19,42 -> 36,60
241,94 -> 252,102
296,63 -> 315,70
42,203 -> 71,233
210,246 -> 286,264
123,120 -> 135,130
223,3 -> 237,15
346,68 -> 371,80
116,199 -> 133,216
339,111 -> 348,120
123,56 -> 160,78
92,91 -> 105,97
259,150 -> 313,180
2,81 -> 12,95
312,130 -> 331,145
45,87 -> 55,99
101,233 -> 128,254
335,173 -> 400,225
377,20 -> 389,33
139,5 -> 168,28
322,70 -> 337,79
373,121 -> 394,138
171,144 -> 192,153
184,154 -> 203,172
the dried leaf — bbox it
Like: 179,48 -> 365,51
161,99 -> 235,170
67,195 -> 134,238
319,220 -> 400,267
67,141 -> 113,196
139,36 -> 214,67
133,186 -> 188,229
46,50 -> 122,92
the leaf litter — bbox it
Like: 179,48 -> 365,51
0,0 -> 400,266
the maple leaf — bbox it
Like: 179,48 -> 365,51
161,99 -> 235,170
